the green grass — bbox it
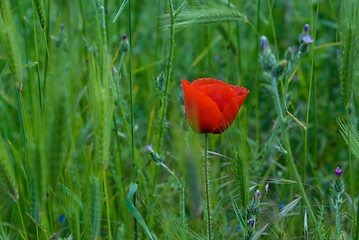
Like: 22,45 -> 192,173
0,0 -> 358,239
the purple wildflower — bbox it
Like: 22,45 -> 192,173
254,189 -> 261,201
261,36 -> 270,53
302,35 -> 314,44
303,24 -> 309,34
248,219 -> 254,228
335,167 -> 343,178
61,23 -> 65,30
146,144 -> 153,151
122,34 -> 128,41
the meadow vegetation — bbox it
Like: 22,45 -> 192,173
0,0 -> 358,239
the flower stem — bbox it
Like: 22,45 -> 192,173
270,76 -> 320,239
346,106 -> 355,234
204,133 -> 212,239
128,0 -> 137,238
335,193 -> 341,240
159,162 -> 186,227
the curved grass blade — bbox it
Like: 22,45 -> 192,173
126,183 -> 153,240
112,0 -> 128,23
230,193 -> 247,235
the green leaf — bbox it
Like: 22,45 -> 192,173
126,183 -> 153,240
230,193 -> 247,235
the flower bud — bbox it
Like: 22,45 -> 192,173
272,60 -> 288,77
261,36 -> 271,53
120,34 -> 129,53
248,219 -> 254,228
254,189 -> 261,201
155,73 -> 165,92
146,143 -> 163,163
284,47 -> 293,62
303,24 -> 309,34
335,167 -> 343,178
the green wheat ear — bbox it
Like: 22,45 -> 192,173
0,133 -> 18,201
173,3 -> 247,29
34,0 -> 45,29
0,0 -> 23,87
88,54 -> 114,169
89,176 -> 102,239
339,0 -> 359,107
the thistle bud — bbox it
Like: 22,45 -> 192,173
254,190 -> 261,201
248,219 -> 254,228
120,34 -> 129,53
261,36 -> 271,54
334,167 -> 343,178
146,143 -> 163,163
303,24 -> 309,34
284,47 -> 293,62
272,60 -> 288,77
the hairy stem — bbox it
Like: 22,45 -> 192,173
204,133 -> 212,239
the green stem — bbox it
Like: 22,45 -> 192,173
158,162 -> 186,227
335,193 -> 341,240
157,0 -> 175,152
103,169 -> 112,239
204,133 -> 212,240
270,76 -> 320,239
128,0 -> 137,238
16,200 -> 28,240
31,0 -> 42,113
347,106 -> 355,234
355,194 -> 359,240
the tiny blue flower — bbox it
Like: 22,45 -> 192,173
302,35 -> 314,44
280,202 -> 285,210
146,144 -> 152,151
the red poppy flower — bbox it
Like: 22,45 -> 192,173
181,78 -> 249,134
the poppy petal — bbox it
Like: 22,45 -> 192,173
182,79 -> 221,133
213,90 -> 249,134
196,84 -> 237,112
231,86 -> 250,96
191,78 -> 229,87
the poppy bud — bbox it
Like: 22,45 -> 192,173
120,34 -> 129,53
272,60 -> 288,77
